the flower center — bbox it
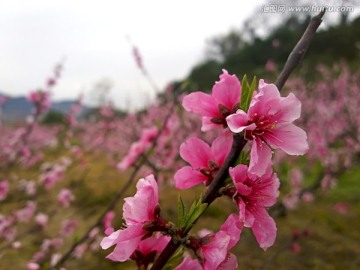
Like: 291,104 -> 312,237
199,160 -> 219,186
245,113 -> 276,140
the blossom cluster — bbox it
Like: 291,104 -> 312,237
100,70 -> 308,269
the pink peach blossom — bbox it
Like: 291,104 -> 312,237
334,202 -> 350,215
227,79 -> 308,176
15,201 -> 37,222
100,175 -> 160,262
197,214 -> 242,270
27,262 -> 40,270
229,164 -> 279,250
103,211 -> 115,230
182,70 -> 241,131
61,219 -> 78,237
57,189 -> 75,207
28,90 -> 51,115
0,180 -> 9,201
35,213 -> 48,227
117,142 -> 145,170
174,131 -> 232,189
131,233 -> 170,268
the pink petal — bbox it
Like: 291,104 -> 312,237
100,224 -> 144,250
218,253 -> 238,270
182,92 -> 219,117
212,70 -> 241,110
249,81 -> 281,116
106,236 -> 142,262
229,165 -> 248,185
254,171 -> 280,207
250,207 -> 277,250
202,117 -> 220,131
180,137 -> 212,168
202,231 -> 230,270
123,175 -> 158,224
211,131 -> 233,166
137,233 -> 170,254
237,199 -> 247,224
175,257 -> 202,270
248,138 -> 272,176
264,124 -> 308,155
174,166 -> 207,189
226,110 -> 249,133
278,93 -> 301,122
235,182 -> 252,196
100,230 -> 120,249
219,213 -> 243,249
258,80 -> 280,100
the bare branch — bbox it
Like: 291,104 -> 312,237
275,10 -> 325,90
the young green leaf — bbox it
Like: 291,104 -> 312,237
163,246 -> 185,270
177,195 -> 186,227
240,75 -> 257,112
183,197 -> 208,232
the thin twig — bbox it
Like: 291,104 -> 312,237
275,10 -> 325,90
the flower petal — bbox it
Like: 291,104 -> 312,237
175,257 -> 202,270
174,166 -> 207,189
180,137 -> 212,168
212,70 -> 241,110
220,213 -> 243,249
278,93 -> 301,122
229,164 -> 248,185
123,175 -> 158,224
201,117 -> 220,131
250,207 -> 277,250
202,231 -> 230,270
264,124 -> 308,155
249,138 -> 272,176
100,224 -> 144,250
218,253 -> 238,270
106,235 -> 142,262
182,92 -> 219,117
226,110 -> 249,133
211,131 -> 233,166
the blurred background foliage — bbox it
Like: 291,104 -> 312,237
165,12 -> 360,96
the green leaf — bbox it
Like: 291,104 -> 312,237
177,195 -> 186,227
183,197 -> 208,232
236,150 -> 251,165
240,75 -> 257,112
163,246 -> 185,270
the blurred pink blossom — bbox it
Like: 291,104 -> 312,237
58,189 -> 75,207
35,213 -> 48,227
0,180 -> 9,201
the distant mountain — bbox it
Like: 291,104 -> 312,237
0,94 -> 90,123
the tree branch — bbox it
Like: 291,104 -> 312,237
275,10 -> 325,90
151,11 -> 325,270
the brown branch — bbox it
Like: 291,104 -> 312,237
151,11 -> 325,270
275,10 -> 325,90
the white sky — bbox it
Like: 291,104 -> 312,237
0,0 -> 263,110
0,0 -> 358,110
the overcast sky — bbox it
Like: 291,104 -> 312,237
0,0 -> 358,110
